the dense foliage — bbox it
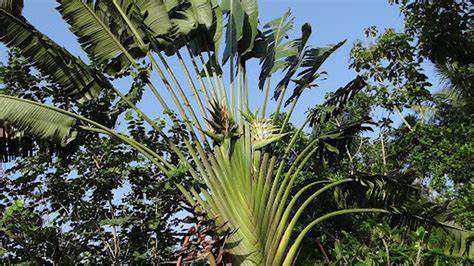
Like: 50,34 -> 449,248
0,49 -> 186,264
0,0 -> 472,265
292,0 -> 473,264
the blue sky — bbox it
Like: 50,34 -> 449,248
0,0 -> 436,128
0,0 -> 443,209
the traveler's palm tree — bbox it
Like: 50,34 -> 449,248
2,0 -> 461,264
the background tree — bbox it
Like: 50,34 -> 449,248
291,0 -> 473,264
0,49 -> 183,264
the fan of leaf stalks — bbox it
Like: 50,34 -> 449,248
4,0 -> 455,264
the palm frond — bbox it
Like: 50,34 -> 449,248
285,40 -> 346,106
57,0 -> 147,75
143,0 -> 214,40
0,121 -> 77,163
273,23 -> 312,100
336,172 -> 420,209
222,0 -> 245,64
135,0 -> 173,35
0,94 -> 78,148
237,0 -> 259,55
435,61 -> 474,101
428,220 -> 473,259
189,0 -> 214,30
0,0 -> 111,102
258,9 -> 296,90
99,0 -> 213,59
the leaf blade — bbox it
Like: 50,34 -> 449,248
0,0 -> 111,102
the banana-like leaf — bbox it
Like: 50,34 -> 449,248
336,172 -> 420,209
238,0 -> 259,55
104,0 -> 216,56
190,0 -> 213,29
0,94 -> 77,147
57,0 -> 147,75
385,205 -> 473,259
273,23 -> 312,100
0,0 -> 19,15
222,0 -> 245,64
186,0 -> 223,56
429,222 -> 473,258
58,0 -> 210,72
337,172 -> 473,257
258,10 -> 296,89
136,0 -> 173,36
285,40 -> 346,106
211,0 -> 223,54
0,0 -> 111,102
239,32 -> 268,64
221,0 -> 259,60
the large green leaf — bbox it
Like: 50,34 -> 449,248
285,40 -> 346,106
273,23 -> 312,100
258,10 -> 297,89
221,0 -> 260,62
104,0 -> 217,56
0,0 -> 20,15
186,0 -> 223,56
58,0 -> 199,71
222,0 -> 245,64
135,0 -> 173,36
238,0 -> 258,54
98,0 -> 175,56
0,0 -> 111,102
136,0 -> 215,54
57,0 -> 147,74
190,0 -> 213,29
211,0 -> 223,54
0,94 -> 77,147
